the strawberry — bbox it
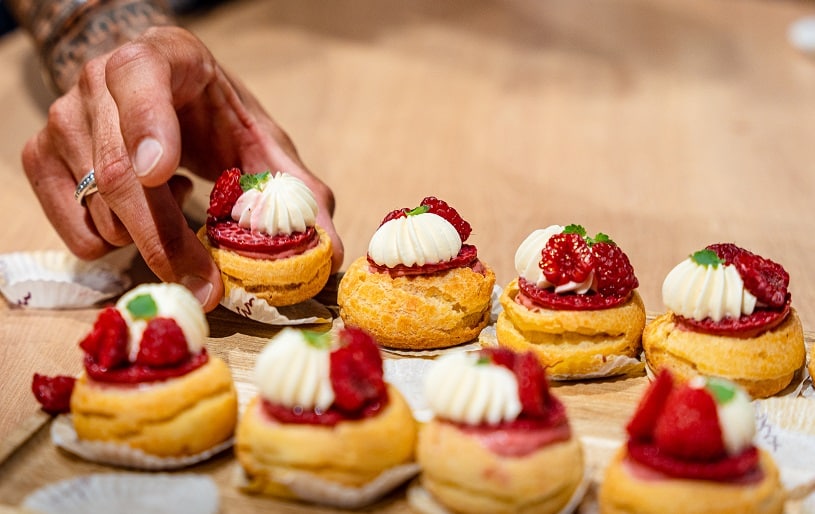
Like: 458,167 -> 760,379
592,242 -> 638,297
379,207 -> 409,227
420,197 -> 472,241
329,327 -> 387,413
32,374 -> 75,414
512,350 -> 551,418
626,369 -> 673,441
479,347 -> 517,370
135,317 -> 190,368
705,243 -> 743,265
207,168 -> 243,220
207,220 -> 316,254
540,233 -> 595,286
653,384 -> 726,461
733,251 -> 789,308
79,307 -> 129,369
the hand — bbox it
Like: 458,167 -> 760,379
21,26 -> 344,311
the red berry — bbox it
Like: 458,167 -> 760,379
32,373 -> 76,414
512,351 -> 551,418
329,327 -> 386,413
626,369 -> 674,441
540,233 -> 595,286
653,384 -> 725,461
420,197 -> 472,242
592,242 -> 638,296
379,207 -> 409,227
733,251 -> 789,308
207,168 -> 243,220
705,243 -> 744,265
79,307 -> 129,369
207,220 -> 316,254
135,318 -> 190,368
480,347 -> 517,370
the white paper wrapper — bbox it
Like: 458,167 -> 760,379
220,286 -> 332,325
754,397 -> 815,495
0,250 -> 130,309
51,415 -> 233,470
383,357 -> 435,422
22,473 -> 219,514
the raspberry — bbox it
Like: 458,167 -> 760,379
512,351 -> 551,418
207,168 -> 243,220
420,197 -> 472,242
592,242 -> 638,297
480,347 -> 517,370
653,385 -> 725,461
626,369 -> 673,442
676,299 -> 790,338
329,327 -> 387,413
705,243 -> 744,265
518,277 -> 630,310
207,220 -> 316,254
379,207 -> 409,227
733,251 -> 789,308
31,374 -> 76,414
368,244 -> 479,276
628,442 -> 759,481
135,318 -> 190,368
540,233 -> 594,286
79,307 -> 129,369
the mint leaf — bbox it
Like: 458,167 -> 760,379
126,294 -> 157,320
239,170 -> 271,192
563,224 -> 586,237
476,355 -> 491,365
588,232 -> 615,246
691,249 -> 723,267
706,378 -> 736,404
302,330 -> 331,350
407,205 -> 430,216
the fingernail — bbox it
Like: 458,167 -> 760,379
133,138 -> 163,177
180,275 -> 214,306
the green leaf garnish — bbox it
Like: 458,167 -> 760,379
239,170 -> 271,192
407,205 -> 430,216
691,249 -> 724,267
476,355 -> 491,365
126,294 -> 158,320
302,330 -> 331,350
705,378 -> 736,404
590,232 -> 614,245
563,224 -> 587,237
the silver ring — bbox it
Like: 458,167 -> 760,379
74,168 -> 98,205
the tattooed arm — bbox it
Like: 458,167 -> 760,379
7,0 -> 343,310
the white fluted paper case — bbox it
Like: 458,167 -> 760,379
220,285 -> 332,325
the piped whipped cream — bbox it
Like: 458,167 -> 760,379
424,352 -> 522,426
116,283 -> 208,361
231,172 -> 318,236
662,258 -> 757,322
514,225 -> 595,294
368,212 -> 462,267
689,376 -> 755,456
254,328 -> 335,411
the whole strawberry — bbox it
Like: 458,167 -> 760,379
207,168 -> 243,220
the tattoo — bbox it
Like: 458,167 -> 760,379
6,0 -> 175,93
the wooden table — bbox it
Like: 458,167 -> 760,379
1,0 -> 814,511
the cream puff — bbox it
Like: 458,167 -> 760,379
197,169 -> 332,307
412,347 -> 584,514
599,370 -> 784,514
642,243 -> 805,398
235,326 -> 417,503
496,224 -> 645,378
338,197 -> 495,350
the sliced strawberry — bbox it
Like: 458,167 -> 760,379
207,168 -> 244,220
518,277 -> 631,310
626,369 -> 673,441
675,299 -> 790,338
207,220 -> 316,254
329,327 -> 387,414
592,242 -> 638,297
512,351 -> 550,418
135,317 -> 190,368
654,384 -> 725,461
540,233 -> 595,286
84,350 -> 209,384
628,441 -> 759,481
79,307 -> 129,369
379,207 -> 409,227
733,251 -> 789,308
420,197 -> 472,242
367,244 -> 479,276
32,374 -> 76,414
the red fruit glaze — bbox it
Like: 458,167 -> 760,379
626,369 -> 674,441
367,244 -> 479,276
79,307 -> 129,370
207,220 -> 317,255
518,277 -> 631,311
628,442 -> 760,482
260,397 -> 385,427
654,386 -> 725,461
540,233 -> 595,286
420,197 -> 472,242
675,299 -> 790,338
135,318 -> 190,368
329,327 -> 388,414
84,350 -> 209,384
593,242 -> 639,296
32,374 -> 76,414
207,168 -> 243,220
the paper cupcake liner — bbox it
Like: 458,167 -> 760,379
22,472 -> 219,514
0,250 -> 130,309
51,415 -> 233,470
220,286 -> 333,325
754,397 -> 815,495
383,357 -> 435,422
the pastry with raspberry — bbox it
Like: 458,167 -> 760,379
196,169 -> 333,307
33,283 -> 238,458
642,243 -> 805,398
496,224 -> 646,378
599,370 -> 783,514
235,326 -> 418,505
337,197 -> 495,350
410,347 -> 584,514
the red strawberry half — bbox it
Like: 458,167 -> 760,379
540,233 -> 595,286
420,197 -> 472,242
135,318 -> 190,368
593,242 -> 639,296
329,327 -> 387,414
653,384 -> 726,461
706,243 -> 789,309
626,369 -> 673,441
79,307 -> 129,370
207,168 -> 243,220
32,374 -> 75,414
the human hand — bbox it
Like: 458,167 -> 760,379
21,26 -> 344,311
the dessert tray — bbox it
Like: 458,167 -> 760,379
1,303 -> 814,513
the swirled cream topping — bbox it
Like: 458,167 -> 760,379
231,171 -> 318,236
514,225 -> 595,294
662,257 -> 757,322
368,212 -> 462,267
424,352 -> 522,426
689,376 -> 755,456
254,328 -> 335,410
116,283 -> 209,361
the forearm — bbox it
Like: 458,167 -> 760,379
6,0 -> 175,93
